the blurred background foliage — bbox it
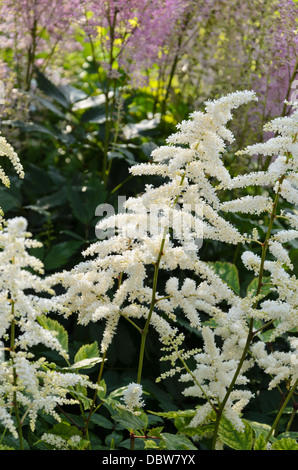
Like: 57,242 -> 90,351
0,0 -> 297,448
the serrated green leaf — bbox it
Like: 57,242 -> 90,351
271,437 -> 298,450
144,439 -> 160,450
97,379 -> 107,400
218,416 -> 253,450
208,261 -> 240,295
0,444 -> 15,450
148,409 -> 196,420
37,315 -> 68,353
246,276 -> 272,298
69,385 -> 92,410
69,357 -> 102,370
74,341 -> 99,363
111,409 -> 148,432
245,420 -> 271,439
147,427 -> 163,438
178,424 -> 214,437
161,432 -> 197,450
253,433 -> 267,450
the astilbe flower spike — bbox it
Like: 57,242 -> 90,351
0,134 -> 24,226
0,217 -> 96,437
53,90 -> 298,446
53,90 -> 258,356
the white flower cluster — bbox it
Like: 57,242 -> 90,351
0,218 -> 95,436
0,134 -> 24,188
121,382 -> 145,413
180,326 -> 253,433
0,217 -> 65,352
0,134 -> 24,226
9,90 -> 295,440
41,432 -> 83,450
55,91 -> 258,355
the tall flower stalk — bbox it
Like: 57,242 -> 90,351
0,218 -> 97,449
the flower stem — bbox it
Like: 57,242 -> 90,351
211,173 -> 285,449
136,172 -> 186,384
137,236 -> 166,384
10,301 -> 24,450
264,379 -> 298,446
82,350 -> 107,440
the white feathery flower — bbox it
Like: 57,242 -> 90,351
122,383 -> 145,413
180,326 -> 253,432
268,240 -> 293,269
220,195 -> 273,215
251,341 -> 298,389
0,134 -> 24,187
241,251 -> 262,275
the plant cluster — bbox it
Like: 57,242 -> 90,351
0,0 -> 297,452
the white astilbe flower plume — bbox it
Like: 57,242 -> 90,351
180,326 -> 253,433
51,92 -> 298,439
0,217 -> 67,353
121,382 -> 145,414
0,217 -> 96,435
0,134 -> 24,226
54,91 -> 258,354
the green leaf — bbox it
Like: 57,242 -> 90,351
111,409 -> 148,432
32,95 -> 66,118
43,240 -> 83,270
97,379 -> 107,400
59,84 -> 88,105
277,431 -> 298,441
37,315 -> 68,354
66,181 -> 106,226
74,341 -> 100,363
66,185 -> 90,224
218,416 -> 253,450
271,438 -> 298,450
0,444 -> 15,450
208,261 -> 240,295
0,189 -> 21,212
35,68 -> 70,108
289,248 -> 298,277
253,433 -> 267,450
148,409 -> 196,420
178,424 -> 214,438
246,276 -> 272,298
141,141 -> 158,158
91,414 -> 114,430
161,433 -> 197,450
69,384 -> 92,410
68,357 -> 103,370
81,105 -> 106,123
245,420 -> 271,439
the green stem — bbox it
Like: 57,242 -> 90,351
264,379 -> 298,446
82,350 -> 107,440
211,173 -> 285,449
211,319 -> 255,449
137,236 -> 166,384
10,300 -> 24,450
136,173 -> 186,384
286,404 -> 297,432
